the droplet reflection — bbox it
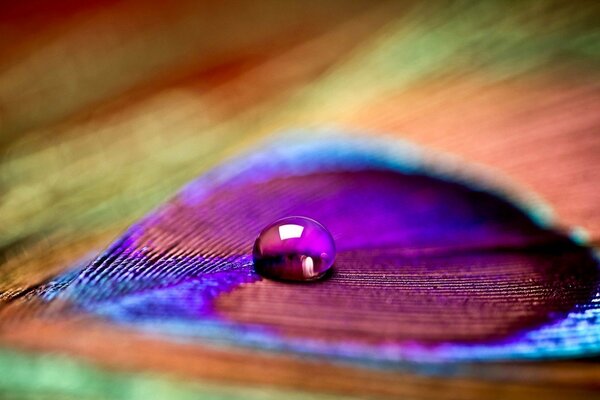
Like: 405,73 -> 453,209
253,216 -> 336,281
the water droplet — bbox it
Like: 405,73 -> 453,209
253,216 -> 336,281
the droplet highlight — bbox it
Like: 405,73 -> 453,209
253,216 -> 336,281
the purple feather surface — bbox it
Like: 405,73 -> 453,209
43,131 -> 599,363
